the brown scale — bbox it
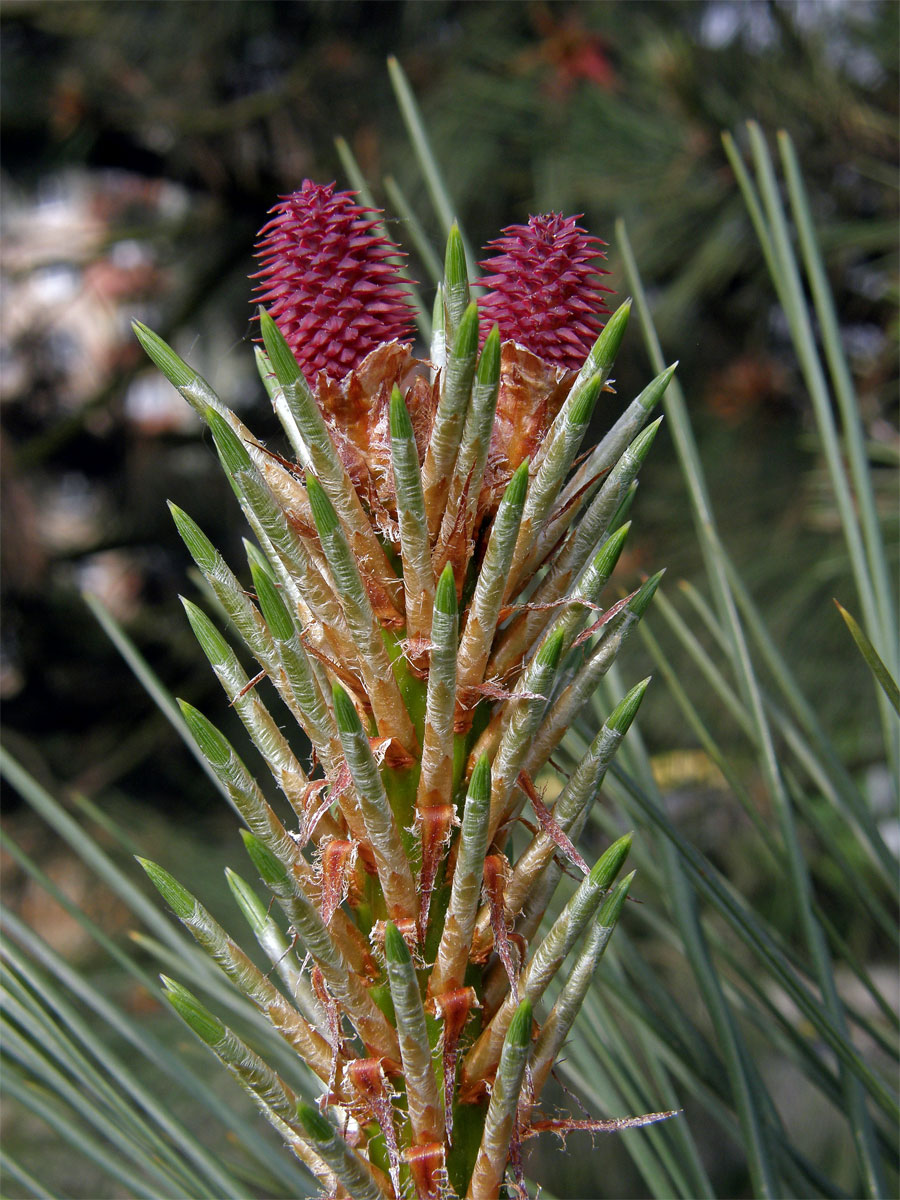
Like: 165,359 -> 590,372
346,1058 -> 402,1198
405,1142 -> 447,1200
316,342 -> 435,521
415,804 -> 457,944
319,839 -> 360,927
426,986 -> 480,1142
477,343 -> 574,516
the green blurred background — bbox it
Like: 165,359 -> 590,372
1,2 -> 897,1196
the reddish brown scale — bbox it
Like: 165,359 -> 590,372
497,594 -> 602,622
314,760 -> 373,850
522,1111 -> 679,1140
507,1117 -> 528,1200
233,667 -> 267,700
571,588 -> 637,649
368,733 -> 415,771
298,633 -> 365,696
399,635 -> 437,679
516,769 -> 589,876
477,213 -> 612,371
347,1059 -> 401,1196
319,839 -> 358,925
314,340 -> 433,536
370,917 -> 419,960
427,987 -> 479,1142
253,180 -> 416,382
416,804 -> 456,943
481,855 -> 521,1001
405,1143 -> 446,1200
298,779 -> 330,840
311,965 -> 343,1108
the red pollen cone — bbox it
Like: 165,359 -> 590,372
252,180 -> 416,382
477,212 -> 612,371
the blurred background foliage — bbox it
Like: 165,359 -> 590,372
1,2 -> 897,1196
